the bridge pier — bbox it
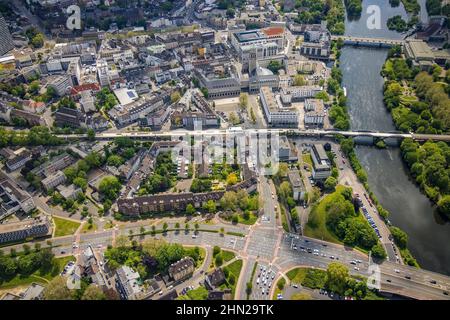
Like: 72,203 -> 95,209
353,136 -> 374,145
384,137 -> 401,147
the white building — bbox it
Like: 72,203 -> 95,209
97,60 -> 110,87
311,144 -> 331,180
281,86 -> 323,104
41,170 -> 66,191
259,87 -> 298,127
48,76 -> 73,97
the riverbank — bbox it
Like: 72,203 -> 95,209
327,38 -> 412,265
339,0 -> 450,275
380,47 -> 450,216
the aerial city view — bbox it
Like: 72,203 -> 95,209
0,0 -> 449,304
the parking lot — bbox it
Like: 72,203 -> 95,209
251,263 -> 278,300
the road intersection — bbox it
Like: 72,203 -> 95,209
2,176 -> 449,300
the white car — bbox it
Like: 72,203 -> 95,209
394,269 -> 400,273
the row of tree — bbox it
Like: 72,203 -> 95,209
0,126 -> 64,147
293,0 -> 346,35
400,138 -> 450,217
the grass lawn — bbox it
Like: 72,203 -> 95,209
184,246 -> 206,268
237,212 -> 258,225
53,216 -> 81,237
280,208 -> 289,232
177,285 -> 209,300
81,222 -> 98,234
0,256 -> 75,289
286,268 -> 309,284
221,250 -> 236,263
304,188 -> 344,244
103,220 -> 114,229
272,277 -> 286,300
302,153 -> 313,168
222,259 -> 243,297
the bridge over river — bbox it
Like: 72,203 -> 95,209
331,35 -> 405,48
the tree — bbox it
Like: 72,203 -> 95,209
23,244 -> 31,254
220,191 -> 238,211
340,138 -> 354,155
276,163 -> 289,179
279,181 -> 292,200
326,262 -> 349,295
163,222 -> 168,233
293,74 -> 306,86
226,173 -> 238,186
43,276 -> 73,300
99,176 -> 121,201
175,222 -> 180,230
81,284 -> 106,300
107,155 -> 123,167
215,254 -> 223,266
73,177 -> 87,192
203,200 -> 216,213
277,279 -> 285,290
87,129 -> 95,141
170,91 -> 181,103
267,60 -> 283,74
324,176 -> 338,191
186,203 -> 195,215
31,33 -> 44,48
226,7 -> 235,18
438,195 -> 450,218
239,93 -> 248,109
356,169 -> 368,183
64,166 -> 78,183
246,282 -> 253,295
213,246 -> 221,256
115,235 -> 130,248
371,243 -> 387,260
315,91 -> 330,102
229,112 -> 240,125
390,226 -> 408,249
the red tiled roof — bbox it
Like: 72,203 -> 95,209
262,27 -> 284,37
70,83 -> 100,95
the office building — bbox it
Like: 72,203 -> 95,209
0,14 -> 14,56
260,87 -> 298,127
0,171 -> 36,220
311,144 -> 331,180
0,216 -> 51,245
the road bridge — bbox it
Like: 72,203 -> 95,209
56,129 -> 450,142
331,35 -> 405,48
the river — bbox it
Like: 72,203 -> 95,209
339,0 -> 450,275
